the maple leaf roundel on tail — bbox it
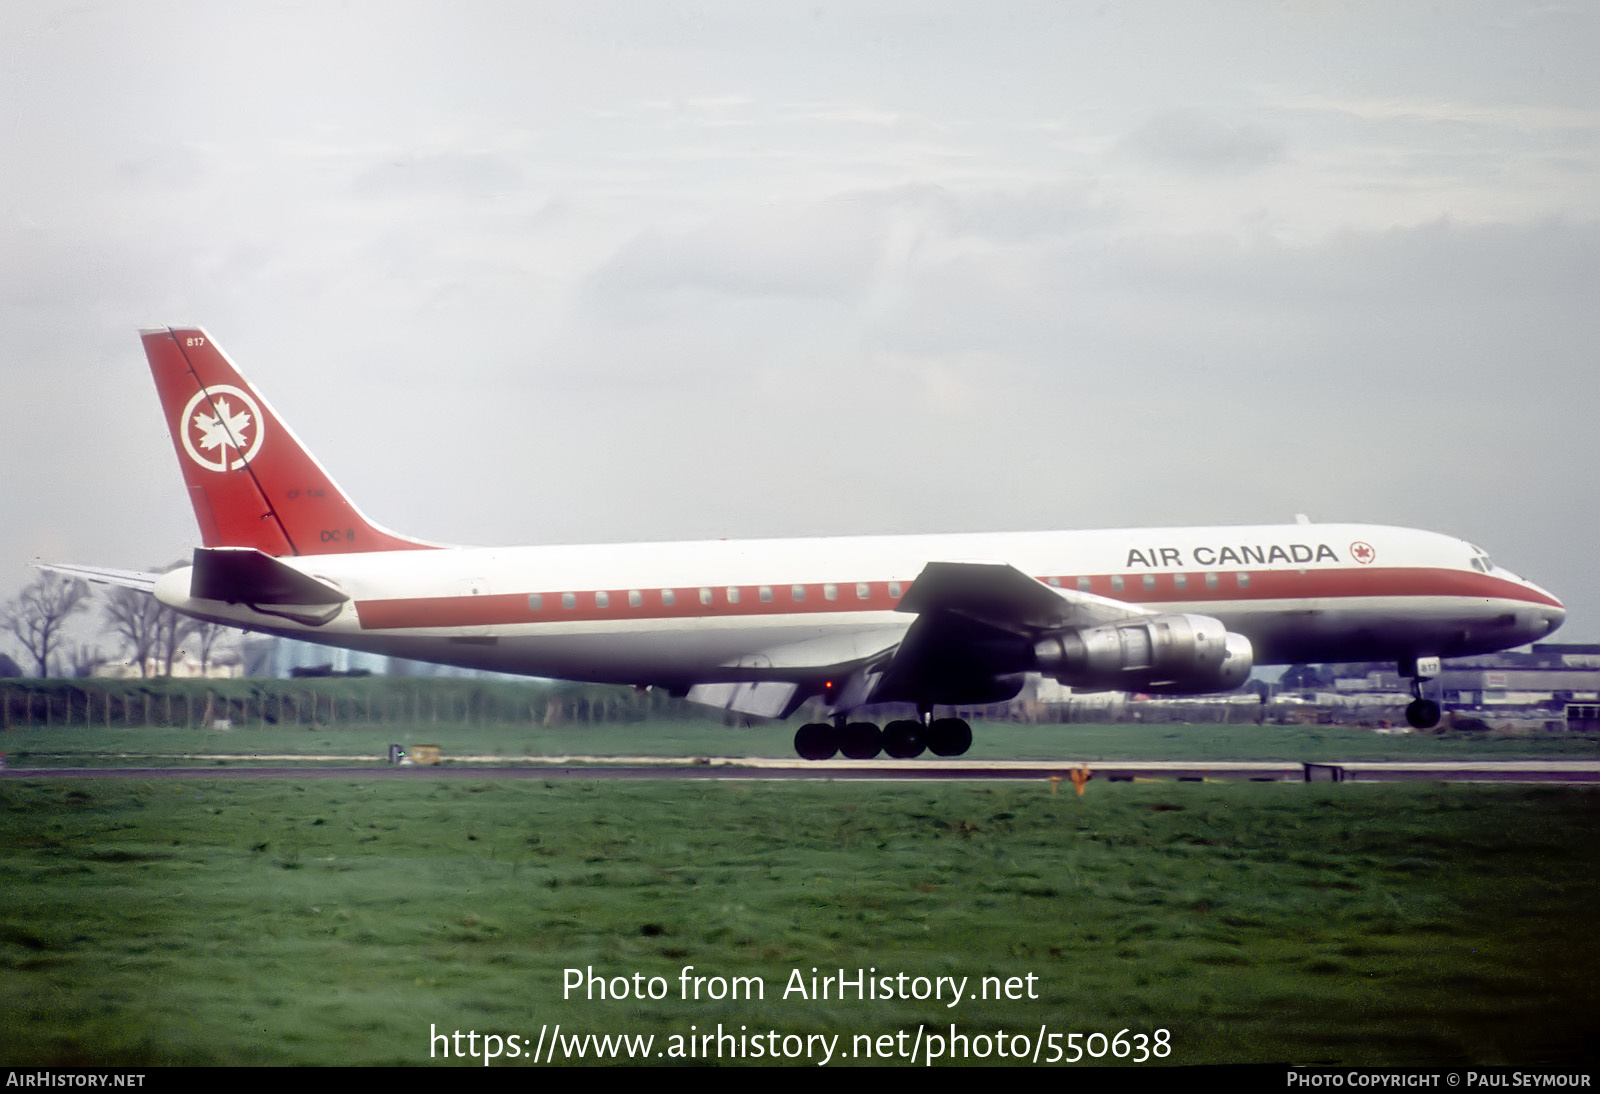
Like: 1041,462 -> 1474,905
180,384 -> 266,473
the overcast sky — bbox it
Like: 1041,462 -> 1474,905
4,1 -> 1597,656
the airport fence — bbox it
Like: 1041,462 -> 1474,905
0,677 -> 702,730
4,678 -> 1537,732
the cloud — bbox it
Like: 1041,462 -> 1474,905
1117,108 -> 1288,174
583,180 -> 1110,318
586,193 -> 898,305
1278,93 -> 1600,132
355,151 -> 527,202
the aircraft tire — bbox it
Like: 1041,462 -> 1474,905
882,719 -> 925,759
926,717 -> 972,757
1405,699 -> 1442,730
839,721 -> 883,760
795,722 -> 838,761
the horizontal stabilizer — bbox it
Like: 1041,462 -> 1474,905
191,548 -> 348,607
34,563 -> 159,593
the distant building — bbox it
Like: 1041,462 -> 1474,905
94,654 -> 242,679
1302,643 -> 1600,726
238,636 -> 387,678
234,636 -> 524,680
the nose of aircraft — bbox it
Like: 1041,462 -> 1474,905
1538,602 -> 1567,638
1522,582 -> 1566,641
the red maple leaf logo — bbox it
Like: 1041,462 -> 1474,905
1350,541 -> 1376,564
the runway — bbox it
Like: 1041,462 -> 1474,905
3,758 -> 1596,783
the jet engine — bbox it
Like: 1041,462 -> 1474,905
1032,613 -> 1253,695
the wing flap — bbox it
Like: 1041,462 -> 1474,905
685,681 -> 806,720
722,627 -> 905,672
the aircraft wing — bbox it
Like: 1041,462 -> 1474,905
34,563 -> 160,594
872,561 -> 1151,705
688,562 -> 1150,718
894,560 -> 1149,632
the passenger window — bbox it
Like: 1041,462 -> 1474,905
698,587 -> 712,605
562,593 -> 577,609
1077,577 -> 1090,592
791,585 -> 806,602
1111,575 -> 1124,592
824,583 -> 838,601
1173,573 -> 1187,590
595,591 -> 610,608
528,594 -> 543,611
888,582 -> 902,599
1046,576 -> 1060,587
759,586 -> 773,602
855,583 -> 870,600
1205,573 -> 1219,589
628,590 -> 642,607
1236,573 -> 1251,588
1142,574 -> 1156,590
662,589 -> 676,606
726,587 -> 741,604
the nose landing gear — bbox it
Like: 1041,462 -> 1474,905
1401,655 -> 1442,729
1406,693 -> 1442,729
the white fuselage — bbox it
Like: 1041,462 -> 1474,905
154,522 -> 1565,687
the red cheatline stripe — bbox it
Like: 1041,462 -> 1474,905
352,567 -> 1558,631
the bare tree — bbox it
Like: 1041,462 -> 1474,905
183,619 -> 238,675
99,557 -> 212,678
4,573 -> 91,677
157,607 -> 187,676
66,643 -> 108,678
102,585 -> 165,677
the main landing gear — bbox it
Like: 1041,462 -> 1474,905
793,714 -> 973,761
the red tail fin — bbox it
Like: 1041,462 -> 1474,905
142,327 -> 437,556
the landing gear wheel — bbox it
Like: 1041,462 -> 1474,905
839,722 -> 883,760
882,719 -> 925,759
1399,656 -> 1443,731
926,717 -> 972,758
794,722 -> 837,761
1405,699 -> 1441,730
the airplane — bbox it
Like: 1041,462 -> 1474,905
47,326 -> 1566,760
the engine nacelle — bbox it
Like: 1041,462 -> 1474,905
1032,613 -> 1253,695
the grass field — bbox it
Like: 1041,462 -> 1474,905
2,773 -> 1596,1066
